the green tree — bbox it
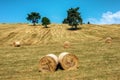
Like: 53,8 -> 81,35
87,21 -> 90,24
41,17 -> 51,28
63,7 -> 82,29
26,12 -> 41,26
62,18 -> 69,24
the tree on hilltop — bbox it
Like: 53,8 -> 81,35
41,17 -> 51,28
63,7 -> 83,29
26,12 -> 41,26
62,18 -> 69,24
87,21 -> 90,24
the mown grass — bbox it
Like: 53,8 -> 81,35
0,24 -> 120,80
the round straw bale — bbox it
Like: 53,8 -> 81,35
105,37 -> 112,43
58,52 -> 78,70
13,41 -> 21,47
63,41 -> 71,49
39,54 -> 58,72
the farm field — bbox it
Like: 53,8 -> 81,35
0,24 -> 120,80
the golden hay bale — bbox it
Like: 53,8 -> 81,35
39,54 -> 58,72
58,52 -> 79,70
63,41 -> 71,49
13,41 -> 21,47
105,37 -> 112,43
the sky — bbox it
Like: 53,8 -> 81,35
0,0 -> 120,24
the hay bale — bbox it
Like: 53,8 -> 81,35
105,37 -> 112,43
13,41 -> 21,47
63,41 -> 71,49
39,54 -> 58,72
58,52 -> 78,70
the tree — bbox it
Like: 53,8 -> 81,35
62,18 -> 69,24
87,21 -> 90,24
63,7 -> 82,29
26,12 -> 41,26
41,17 -> 51,28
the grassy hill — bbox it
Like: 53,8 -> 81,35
0,23 -> 120,46
0,23 -> 120,80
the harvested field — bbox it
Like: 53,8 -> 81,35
0,24 -> 120,80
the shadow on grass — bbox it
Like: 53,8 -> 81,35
28,24 -> 42,26
28,25 -> 51,28
56,63 -> 64,71
67,27 -> 82,31
43,27 -> 50,28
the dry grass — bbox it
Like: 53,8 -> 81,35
0,23 -> 120,80
0,23 -> 110,46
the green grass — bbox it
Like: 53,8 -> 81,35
0,24 -> 120,80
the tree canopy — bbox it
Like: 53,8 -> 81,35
41,17 -> 51,28
63,7 -> 83,29
26,12 -> 41,26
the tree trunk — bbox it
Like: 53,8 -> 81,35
33,22 -> 36,26
75,25 -> 77,29
71,25 -> 73,29
45,25 -> 48,28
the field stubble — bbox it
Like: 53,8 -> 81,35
0,24 -> 120,80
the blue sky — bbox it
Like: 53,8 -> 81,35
0,0 -> 120,24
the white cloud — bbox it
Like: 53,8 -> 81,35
88,11 -> 120,24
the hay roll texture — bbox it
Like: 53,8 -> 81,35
63,41 -> 71,49
13,41 -> 21,47
39,54 -> 58,72
105,37 -> 112,43
59,52 -> 78,70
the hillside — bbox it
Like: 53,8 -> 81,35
0,23 -> 120,80
0,23 -> 120,46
